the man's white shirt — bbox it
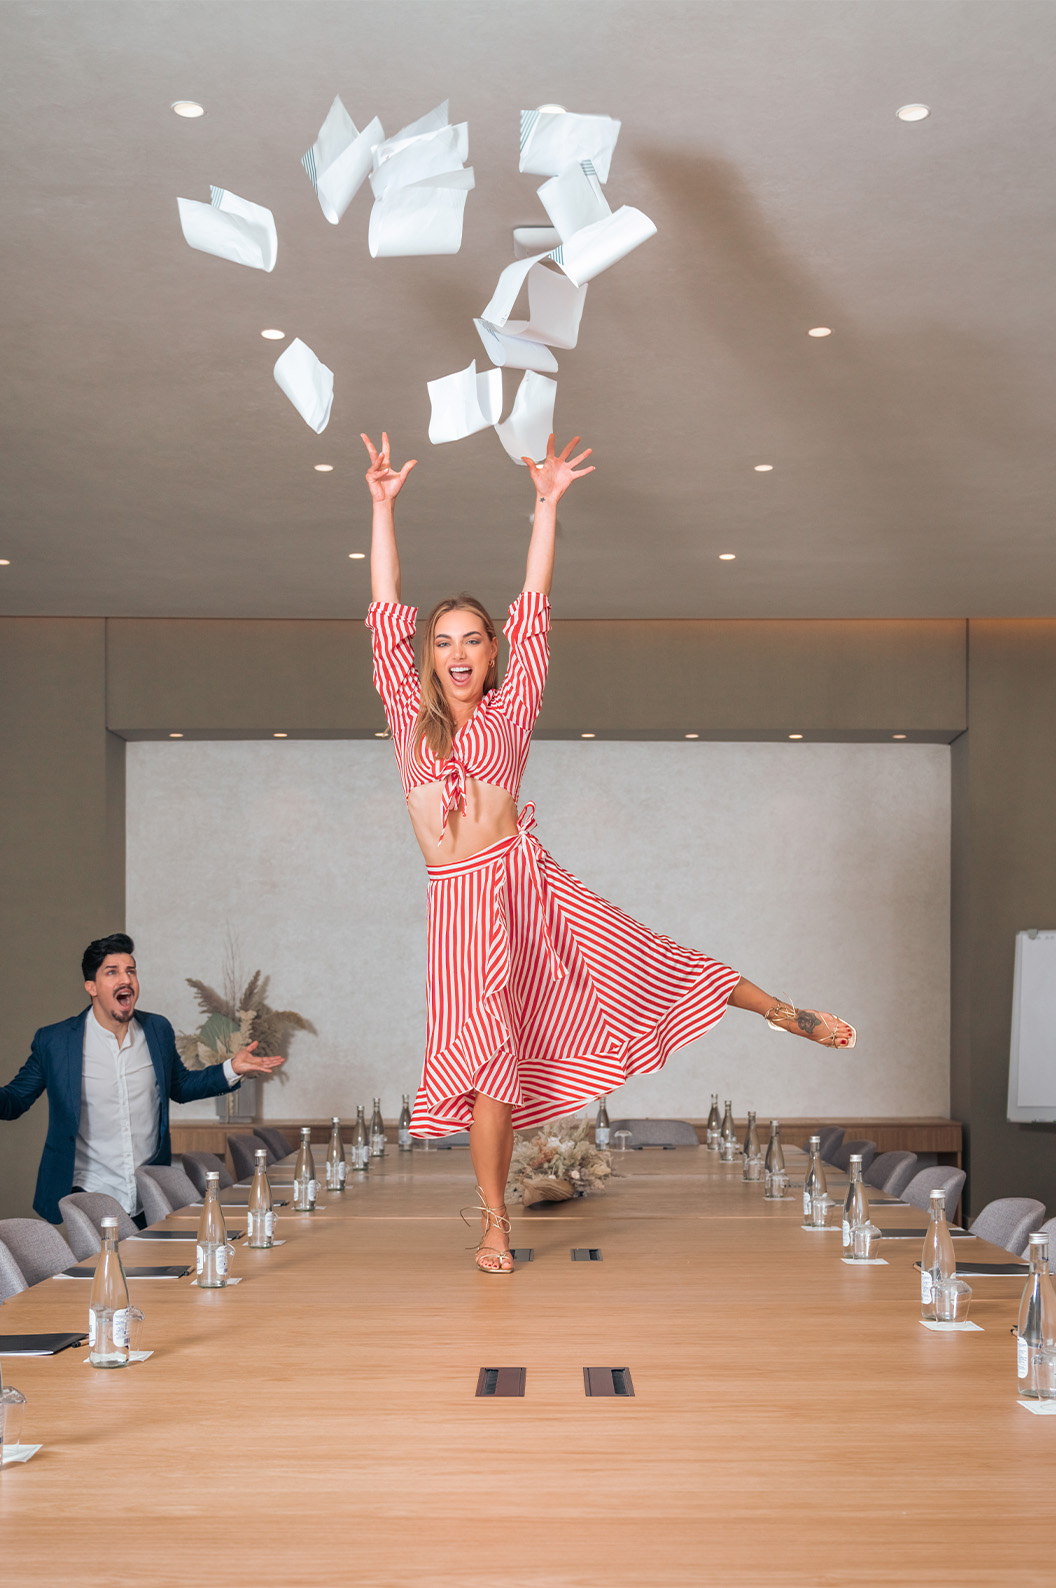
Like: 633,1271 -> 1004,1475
74,1009 -> 236,1214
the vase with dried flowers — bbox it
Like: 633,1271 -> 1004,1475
508,1117 -> 612,1208
176,962 -> 316,1122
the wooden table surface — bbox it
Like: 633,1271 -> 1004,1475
1,1145 -> 1051,1587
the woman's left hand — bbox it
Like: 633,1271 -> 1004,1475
523,434 -> 594,502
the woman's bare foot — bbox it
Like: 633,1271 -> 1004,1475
765,1002 -> 856,1048
476,1209 -> 513,1273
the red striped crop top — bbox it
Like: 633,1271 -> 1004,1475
366,590 -> 550,839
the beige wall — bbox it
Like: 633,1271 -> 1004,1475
0,621 -> 124,1220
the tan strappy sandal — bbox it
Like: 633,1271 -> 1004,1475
460,1185 -> 514,1274
764,999 -> 857,1049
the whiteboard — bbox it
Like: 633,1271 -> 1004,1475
1008,931 -> 1056,1121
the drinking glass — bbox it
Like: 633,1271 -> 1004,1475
126,1305 -> 145,1354
934,1276 -> 972,1323
851,1222 -> 881,1260
614,1130 -> 632,1152
765,1169 -> 789,1199
809,1192 -> 829,1228
1,1386 -> 26,1455
1034,1347 -> 1056,1399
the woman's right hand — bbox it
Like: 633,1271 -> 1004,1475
361,432 -> 417,503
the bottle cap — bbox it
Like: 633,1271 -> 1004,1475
850,1154 -> 862,1164
1029,1233 -> 1049,1252
255,1149 -> 267,1161
929,1188 -> 945,1204
100,1215 -> 118,1229
332,1116 -> 340,1124
809,1135 -> 820,1147
301,1127 -> 311,1137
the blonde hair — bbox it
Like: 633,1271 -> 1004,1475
414,596 -> 499,762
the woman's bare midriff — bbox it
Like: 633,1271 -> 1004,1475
407,777 -> 519,864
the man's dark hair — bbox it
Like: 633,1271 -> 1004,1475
82,934 -> 135,982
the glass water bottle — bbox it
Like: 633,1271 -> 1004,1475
293,1127 -> 318,1211
353,1107 -> 370,1171
920,1188 -> 955,1318
1017,1233 -> 1056,1397
247,1149 -> 274,1248
841,1155 -> 869,1252
370,1098 -> 386,1158
89,1215 -> 131,1366
741,1111 -> 762,1179
719,1100 -> 736,1159
803,1135 -> 827,1217
705,1094 -> 721,1151
398,1094 -> 413,1151
326,1117 -> 347,1190
764,1120 -> 786,1196
595,1096 -> 611,1149
197,1172 -> 230,1288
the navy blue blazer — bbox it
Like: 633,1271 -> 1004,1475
0,1007 -> 237,1223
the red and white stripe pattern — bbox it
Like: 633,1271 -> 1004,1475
367,590 -> 550,836
411,804 -> 741,1136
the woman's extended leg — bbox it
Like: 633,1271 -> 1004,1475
729,977 -> 855,1047
469,1091 -> 515,1272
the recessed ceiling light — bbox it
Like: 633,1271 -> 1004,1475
719,553 -> 736,561
348,552 -> 366,559
314,463 -> 334,472
273,732 -> 288,739
261,328 -> 285,340
896,103 -> 930,122
685,733 -> 700,740
581,732 -> 596,739
537,103 -> 566,114
171,100 -> 205,118
754,464 -> 773,472
0,559 -> 9,566
893,733 -> 907,740
808,326 -> 832,337
788,733 -> 803,740
169,732 -> 183,739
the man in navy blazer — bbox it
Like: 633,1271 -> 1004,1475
0,933 -> 283,1224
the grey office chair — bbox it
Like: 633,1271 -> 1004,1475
434,1130 -> 471,1149
253,1127 -> 294,1161
181,1151 -> 235,1195
610,1118 -> 700,1148
1023,1215 -> 1056,1261
804,1127 -> 844,1162
901,1165 -> 967,1217
227,1133 -> 264,1180
135,1164 -> 199,1224
831,1139 -> 877,1175
0,1218 -> 78,1285
969,1198 -> 1046,1258
864,1151 -> 918,1197
0,1237 -> 29,1302
57,1192 -> 137,1260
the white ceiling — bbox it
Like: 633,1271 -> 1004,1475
2,0 -> 1055,620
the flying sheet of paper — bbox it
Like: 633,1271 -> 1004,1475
473,319 -> 558,373
368,102 -> 473,256
427,359 -> 502,444
177,186 -> 277,272
273,338 -> 334,433
302,96 -> 382,224
519,109 -> 621,183
538,161 -> 611,244
474,264 -> 587,370
554,205 -> 657,287
495,370 -> 556,465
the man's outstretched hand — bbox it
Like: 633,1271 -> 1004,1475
231,1041 -> 285,1077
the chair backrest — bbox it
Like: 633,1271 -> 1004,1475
807,1127 -> 844,1162
831,1139 -> 877,1174
901,1165 -> 966,1217
0,1237 -> 28,1302
434,1130 -> 471,1149
864,1150 -> 918,1196
969,1197 -> 1046,1258
135,1163 -> 199,1224
610,1118 -> 700,1148
181,1152 -> 235,1195
57,1192 -> 137,1260
253,1127 -> 293,1161
227,1133 -> 262,1180
0,1218 -> 78,1285
1024,1215 -> 1056,1261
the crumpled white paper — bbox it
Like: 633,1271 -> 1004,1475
177,186 -> 277,272
495,370 -> 557,465
302,96 -> 383,224
474,263 -> 587,371
369,101 -> 474,257
273,339 -> 334,433
427,359 -> 502,444
519,109 -> 621,183
552,205 -> 657,287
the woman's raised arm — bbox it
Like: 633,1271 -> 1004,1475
361,432 -> 417,604
521,434 -> 594,595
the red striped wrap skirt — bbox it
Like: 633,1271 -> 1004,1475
410,804 -> 741,1136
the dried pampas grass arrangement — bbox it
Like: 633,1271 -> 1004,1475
508,1117 -> 612,1207
175,945 -> 315,1076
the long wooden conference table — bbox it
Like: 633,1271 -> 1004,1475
2,1143 -> 1052,1587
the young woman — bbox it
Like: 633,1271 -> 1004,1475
362,430 -> 855,1273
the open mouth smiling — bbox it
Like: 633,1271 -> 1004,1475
449,667 -> 472,686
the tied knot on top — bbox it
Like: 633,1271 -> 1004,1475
437,757 -> 470,842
